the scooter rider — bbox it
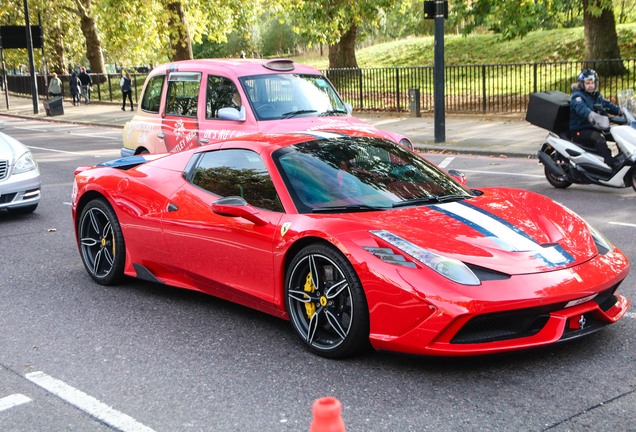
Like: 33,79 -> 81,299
570,69 -> 621,168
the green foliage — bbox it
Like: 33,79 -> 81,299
296,24 -> 636,69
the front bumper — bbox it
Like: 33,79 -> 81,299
0,169 -> 41,210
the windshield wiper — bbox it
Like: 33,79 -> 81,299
392,194 -> 471,208
311,204 -> 388,213
319,109 -> 348,116
281,110 -> 317,119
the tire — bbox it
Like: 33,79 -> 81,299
7,204 -> 38,214
285,243 -> 370,358
77,198 -> 126,285
630,167 -> 636,192
544,152 -> 572,189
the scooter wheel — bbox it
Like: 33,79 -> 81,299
544,154 -> 572,189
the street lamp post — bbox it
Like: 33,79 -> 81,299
433,0 -> 445,143
24,0 -> 39,114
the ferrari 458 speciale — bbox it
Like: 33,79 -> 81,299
72,132 -> 630,358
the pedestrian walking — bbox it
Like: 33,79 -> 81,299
78,67 -> 92,104
120,69 -> 134,111
48,72 -> 62,97
70,71 -> 81,106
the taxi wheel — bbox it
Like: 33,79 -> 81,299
285,243 -> 370,358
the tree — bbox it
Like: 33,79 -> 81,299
450,0 -> 625,75
289,0 -> 396,69
583,0 -> 626,75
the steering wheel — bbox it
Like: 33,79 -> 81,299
257,104 -> 275,113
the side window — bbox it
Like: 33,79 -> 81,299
140,75 -> 164,113
165,72 -> 201,117
191,149 -> 284,212
206,76 -> 241,119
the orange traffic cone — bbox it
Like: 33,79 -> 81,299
310,397 -> 346,432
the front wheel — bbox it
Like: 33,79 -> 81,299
543,151 -> 572,189
77,198 -> 126,285
285,243 -> 370,358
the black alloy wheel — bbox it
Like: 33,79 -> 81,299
285,243 -> 370,358
78,198 -> 126,285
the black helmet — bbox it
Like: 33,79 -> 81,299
578,69 -> 598,93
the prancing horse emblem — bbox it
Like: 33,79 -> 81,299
281,222 -> 292,237
578,314 -> 586,329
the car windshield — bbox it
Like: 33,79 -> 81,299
273,137 -> 473,213
239,74 -> 348,120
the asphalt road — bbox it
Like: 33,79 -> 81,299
1,116 -> 635,432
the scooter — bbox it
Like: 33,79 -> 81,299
536,91 -> 636,192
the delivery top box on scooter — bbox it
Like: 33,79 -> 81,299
526,90 -> 570,134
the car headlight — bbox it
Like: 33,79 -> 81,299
14,151 -> 38,174
370,230 -> 481,286
587,223 -> 614,254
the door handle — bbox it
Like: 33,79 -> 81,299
157,133 -> 165,139
199,138 -> 209,144
167,203 -> 178,212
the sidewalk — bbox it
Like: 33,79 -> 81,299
0,94 -> 547,158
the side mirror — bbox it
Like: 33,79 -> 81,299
447,169 -> 467,185
218,106 -> 246,121
212,196 -> 268,226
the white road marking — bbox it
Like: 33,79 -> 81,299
626,312 -> 636,319
438,156 -> 455,169
609,221 -> 636,228
0,394 -> 32,412
25,371 -> 156,432
461,168 -> 544,178
69,132 -> 119,140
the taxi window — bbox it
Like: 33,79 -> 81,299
206,76 -> 241,119
140,75 -> 164,113
165,72 -> 201,117
190,149 -> 283,212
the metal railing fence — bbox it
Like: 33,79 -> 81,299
5,72 -> 147,104
5,59 -> 636,113
324,58 -> 636,113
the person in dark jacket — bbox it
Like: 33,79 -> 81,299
120,69 -> 134,111
569,69 -> 621,168
78,67 -> 92,104
69,71 -> 81,106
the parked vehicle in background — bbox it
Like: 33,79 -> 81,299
0,123 -> 41,214
121,59 -> 413,156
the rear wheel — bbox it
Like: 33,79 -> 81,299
544,152 -> 572,189
77,198 -> 126,285
285,243 -> 370,358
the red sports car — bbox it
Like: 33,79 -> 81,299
71,132 -> 630,358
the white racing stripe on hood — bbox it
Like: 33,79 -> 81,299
298,131 -> 346,140
432,201 -> 572,266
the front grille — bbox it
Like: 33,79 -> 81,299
0,160 -> 8,180
451,305 -> 564,344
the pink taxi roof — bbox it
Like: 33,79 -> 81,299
148,59 -> 322,79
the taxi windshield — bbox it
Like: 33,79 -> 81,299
239,74 -> 349,120
273,137 -> 473,214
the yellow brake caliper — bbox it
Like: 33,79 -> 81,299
304,272 -> 316,318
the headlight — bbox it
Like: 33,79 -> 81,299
370,230 -> 481,286
587,223 -> 614,254
14,151 -> 37,174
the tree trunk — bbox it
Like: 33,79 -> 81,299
49,26 -> 66,74
166,0 -> 193,61
328,25 -> 358,69
75,0 -> 105,74
583,0 -> 625,76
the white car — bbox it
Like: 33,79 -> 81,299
0,123 -> 41,214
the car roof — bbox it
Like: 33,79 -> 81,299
149,58 -> 322,79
